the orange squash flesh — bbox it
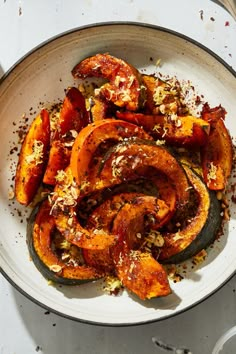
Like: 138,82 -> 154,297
116,111 -> 210,147
83,192 -> 150,271
15,109 -> 50,205
43,87 -> 89,185
201,118 -> 233,190
51,168 -> 117,251
150,174 -> 177,220
111,200 -> 171,299
54,211 -> 117,250
43,140 -> 71,185
72,53 -> 145,111
114,250 -> 171,300
90,97 -> 110,122
99,142 -> 190,212
70,119 -> 152,190
159,166 -> 221,263
29,200 -> 105,282
53,86 -> 89,140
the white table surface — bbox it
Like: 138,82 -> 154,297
0,1 -> 236,353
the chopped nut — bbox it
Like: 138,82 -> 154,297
49,264 -> 62,273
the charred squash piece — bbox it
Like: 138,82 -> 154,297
150,174 -> 177,223
201,102 -> 227,124
15,109 -> 50,205
83,192 -> 146,273
141,74 -> 189,116
86,192 -> 146,231
51,168 -> 117,250
116,111 -> 210,147
27,200 -> 105,284
53,87 -> 89,140
113,250 -> 171,300
43,140 -> 71,185
44,87 -> 89,185
201,118 -> 233,190
141,74 -> 159,113
82,247 -> 114,274
159,166 -> 222,263
54,212 -> 116,250
72,53 -> 145,111
70,119 -> 152,190
90,97 -> 110,122
99,142 -> 190,212
111,199 -> 171,300
83,193 -> 169,275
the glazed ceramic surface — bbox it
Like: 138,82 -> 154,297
0,23 -> 235,326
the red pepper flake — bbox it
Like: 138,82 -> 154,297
199,10 -> 204,20
225,21 -> 230,26
210,17 -> 215,21
231,195 -> 236,204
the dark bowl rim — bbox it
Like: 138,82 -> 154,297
1,20 -> 235,327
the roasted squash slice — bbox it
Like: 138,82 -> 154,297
83,192 -> 147,272
27,200 -> 106,284
201,102 -> 227,124
72,53 -> 145,111
159,166 -> 222,263
116,111 -> 210,147
53,86 -> 89,140
141,74 -> 189,116
201,118 -> 233,190
15,109 -> 50,205
99,141 -> 190,212
51,167 -> 117,250
150,173 -> 177,223
43,87 -> 89,185
90,97 -> 110,122
111,199 -> 171,299
70,119 -> 152,191
43,140 -> 71,185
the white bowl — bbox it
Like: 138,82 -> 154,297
0,22 -> 235,326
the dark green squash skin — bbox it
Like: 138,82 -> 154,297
161,168 -> 222,264
26,204 -> 102,285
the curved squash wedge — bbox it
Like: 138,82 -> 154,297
86,192 -> 146,231
15,109 -> 50,205
43,140 -> 71,185
72,53 -> 145,111
116,111 -> 210,147
159,166 -> 222,263
51,168 -> 117,250
53,86 -> 89,140
90,97 -> 110,122
99,141 -> 190,212
150,174 -> 177,220
70,119 -> 152,190
43,87 -> 89,185
201,118 -> 233,190
83,192 -> 147,273
111,199 -> 171,300
27,200 -> 105,284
